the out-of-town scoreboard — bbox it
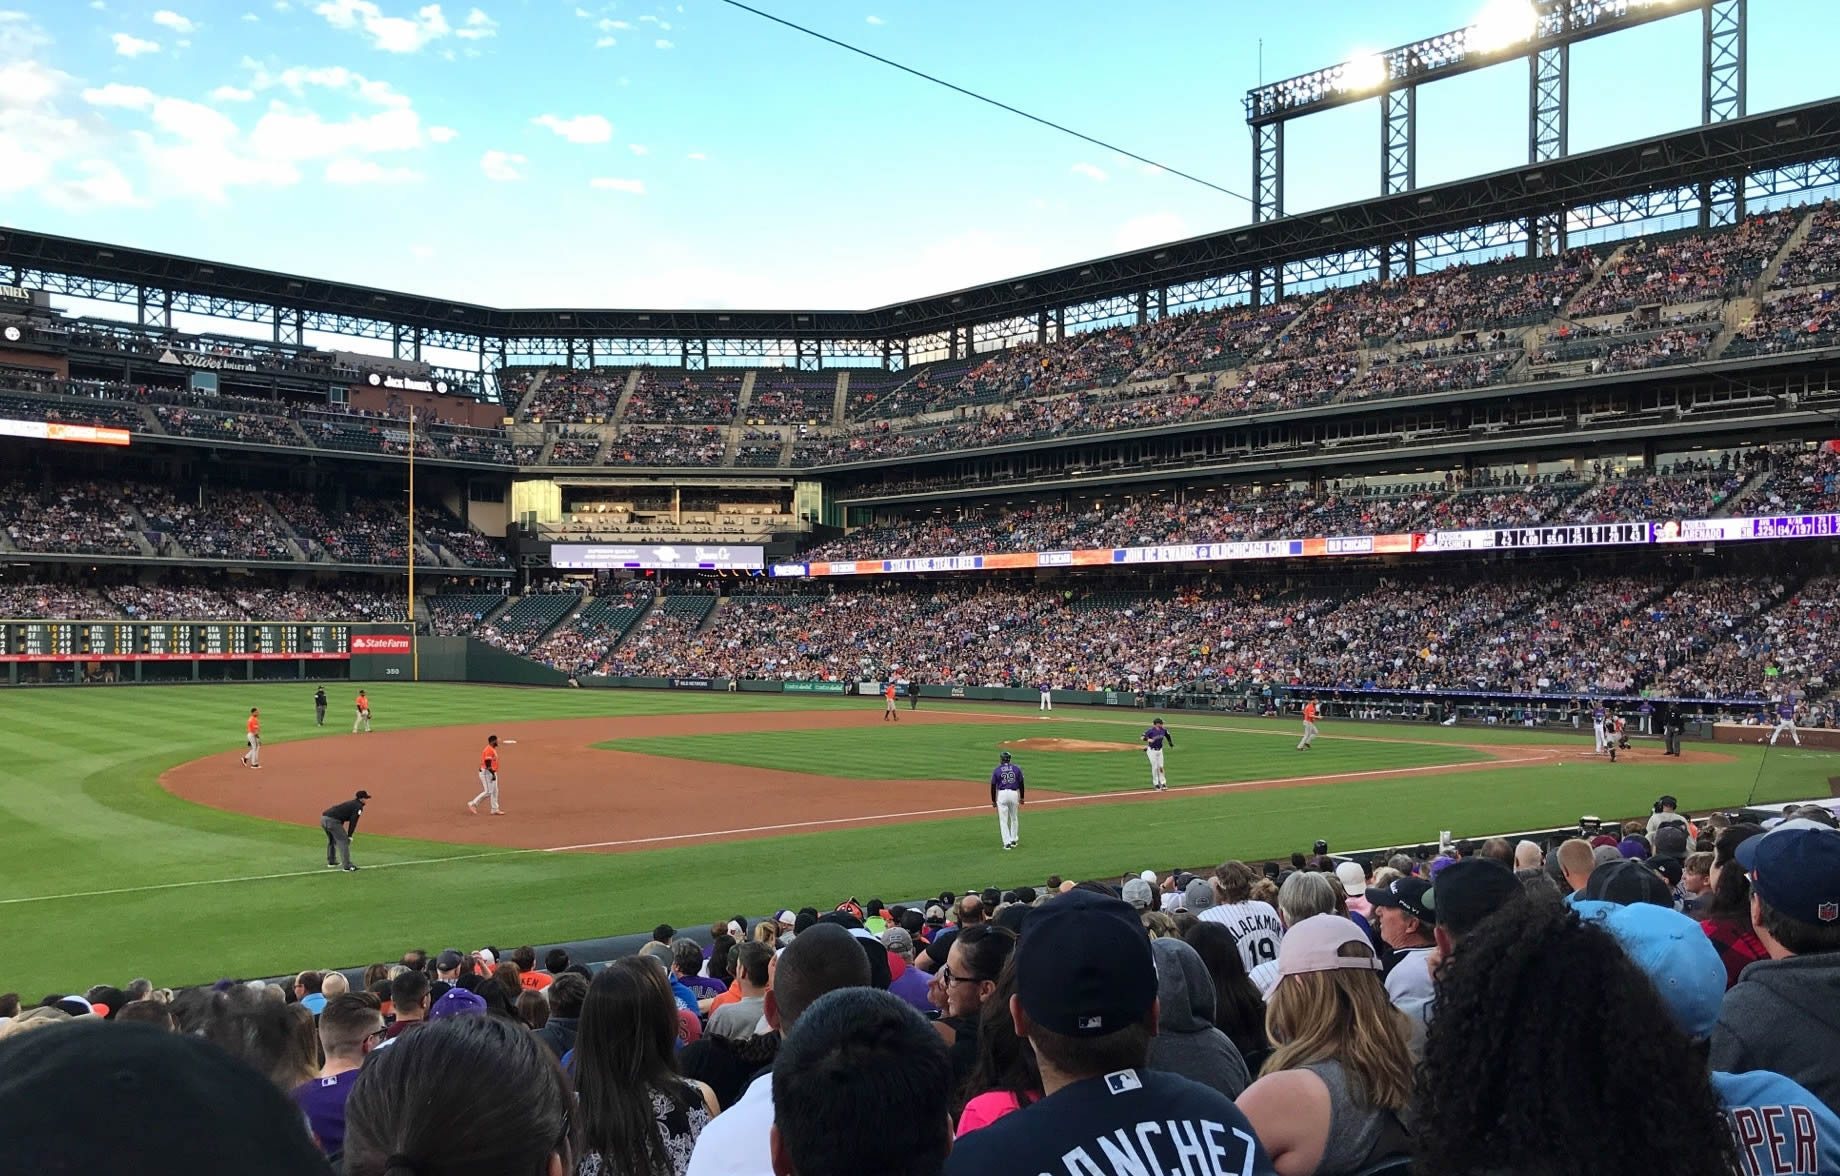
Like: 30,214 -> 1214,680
1,621 -> 351,662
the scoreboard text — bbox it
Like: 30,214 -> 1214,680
2,622 -> 352,662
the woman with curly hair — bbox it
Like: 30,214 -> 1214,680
1415,894 -> 1737,1176
1235,915 -> 1414,1175
1700,821 -> 1767,988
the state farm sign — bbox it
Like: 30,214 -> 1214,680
350,634 -> 413,654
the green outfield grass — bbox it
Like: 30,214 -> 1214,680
598,719 -> 1490,793
2,682 -> 1833,996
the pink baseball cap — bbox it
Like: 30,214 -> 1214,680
1277,914 -> 1384,978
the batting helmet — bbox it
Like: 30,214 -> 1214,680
999,751 -> 1012,763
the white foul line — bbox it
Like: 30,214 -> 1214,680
0,848 -> 527,907
544,751 -> 1558,851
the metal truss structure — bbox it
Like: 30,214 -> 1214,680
1,104 -> 1836,404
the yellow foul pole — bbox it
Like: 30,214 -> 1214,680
408,409 -> 419,682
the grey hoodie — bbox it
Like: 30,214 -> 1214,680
1148,937 -> 1251,1099
1710,951 -> 1840,1116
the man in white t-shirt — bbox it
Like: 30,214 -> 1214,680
684,925 -> 870,1176
1196,860 -> 1283,972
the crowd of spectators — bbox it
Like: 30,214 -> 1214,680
1570,211 -> 1798,316
20,806 -> 1840,1176
607,427 -> 727,467
138,488 -> 296,562
547,431 -> 605,465
0,479 -> 141,555
1729,287 -> 1840,358
625,371 -> 742,424
733,431 -> 785,467
746,375 -> 835,425
521,371 -> 624,422
1772,200 -> 1840,289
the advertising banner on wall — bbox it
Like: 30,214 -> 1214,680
552,543 -> 764,571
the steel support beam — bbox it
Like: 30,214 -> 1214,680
273,306 -> 302,347
1252,120 -> 1284,305
796,338 -> 820,371
1530,43 -> 1569,256
1382,85 -> 1416,197
684,337 -> 707,371
138,287 -> 171,331
1702,0 -> 1746,226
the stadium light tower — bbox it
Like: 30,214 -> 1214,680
1244,0 -> 1745,297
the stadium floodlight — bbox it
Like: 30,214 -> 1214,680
1246,0 -> 1705,124
1470,0 -> 1539,53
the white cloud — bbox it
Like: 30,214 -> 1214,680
210,84 -> 255,101
479,148 -> 524,180
865,14 -> 883,23
242,63 -> 413,109
638,14 -> 669,28
653,38 -> 672,48
325,156 -> 422,183
243,11 -> 260,21
455,7 -> 495,39
573,5 -> 590,16
589,176 -> 643,194
1070,161 -> 1107,182
1113,211 -> 1191,252
82,83 -> 156,109
598,18 -> 627,29
627,143 -> 648,155
594,35 -> 615,46
531,112 -> 611,143
112,32 -> 160,56
152,10 -> 195,33
89,0 -> 106,8
46,160 -> 144,209
685,150 -> 706,160
428,124 -> 457,142
273,0 -> 291,8
313,0 -> 451,52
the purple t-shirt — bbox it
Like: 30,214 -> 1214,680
294,1069 -> 360,1153
889,965 -> 937,1015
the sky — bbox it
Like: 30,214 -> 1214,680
1,0 -> 1838,314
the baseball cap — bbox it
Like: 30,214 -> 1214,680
1653,825 -> 1691,857
428,987 -> 487,1020
1335,861 -> 1367,897
435,949 -> 464,972
0,1021 -> 328,1174
1121,878 -> 1153,911
880,927 -> 914,957
1581,858 -> 1675,908
1182,877 -> 1215,912
1573,900 -> 1724,1038
1647,855 -> 1685,889
1140,870 -> 1158,885
1427,858 -> 1519,937
354,790 -> 371,800
776,909 -> 797,927
1277,914 -> 1384,978
1617,837 -> 1649,859
1590,835 -> 1620,849
1365,877 -> 1435,924
1014,889 -> 1156,1037
1736,826 -> 1840,925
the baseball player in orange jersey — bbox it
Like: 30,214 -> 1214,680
882,681 -> 899,721
468,734 -> 503,815
1297,698 -> 1320,750
352,690 -> 372,734
242,707 -> 262,769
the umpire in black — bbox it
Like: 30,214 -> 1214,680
314,686 -> 328,727
322,790 -> 369,871
1659,700 -> 1683,756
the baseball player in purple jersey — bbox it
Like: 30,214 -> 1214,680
1771,698 -> 1803,746
1037,680 -> 1053,714
1592,702 -> 1608,755
1142,718 -> 1174,790
991,751 -> 1024,849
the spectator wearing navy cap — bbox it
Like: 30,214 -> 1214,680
942,889 -> 1275,1176
1711,825 -> 1840,1114
1404,857 -> 1521,1057
1365,876 -> 1437,1024
1581,858 -> 1677,909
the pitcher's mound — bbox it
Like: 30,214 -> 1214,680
1001,738 -> 1141,753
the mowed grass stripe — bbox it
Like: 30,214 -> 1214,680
0,683 -> 1827,994
597,720 -> 1489,792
